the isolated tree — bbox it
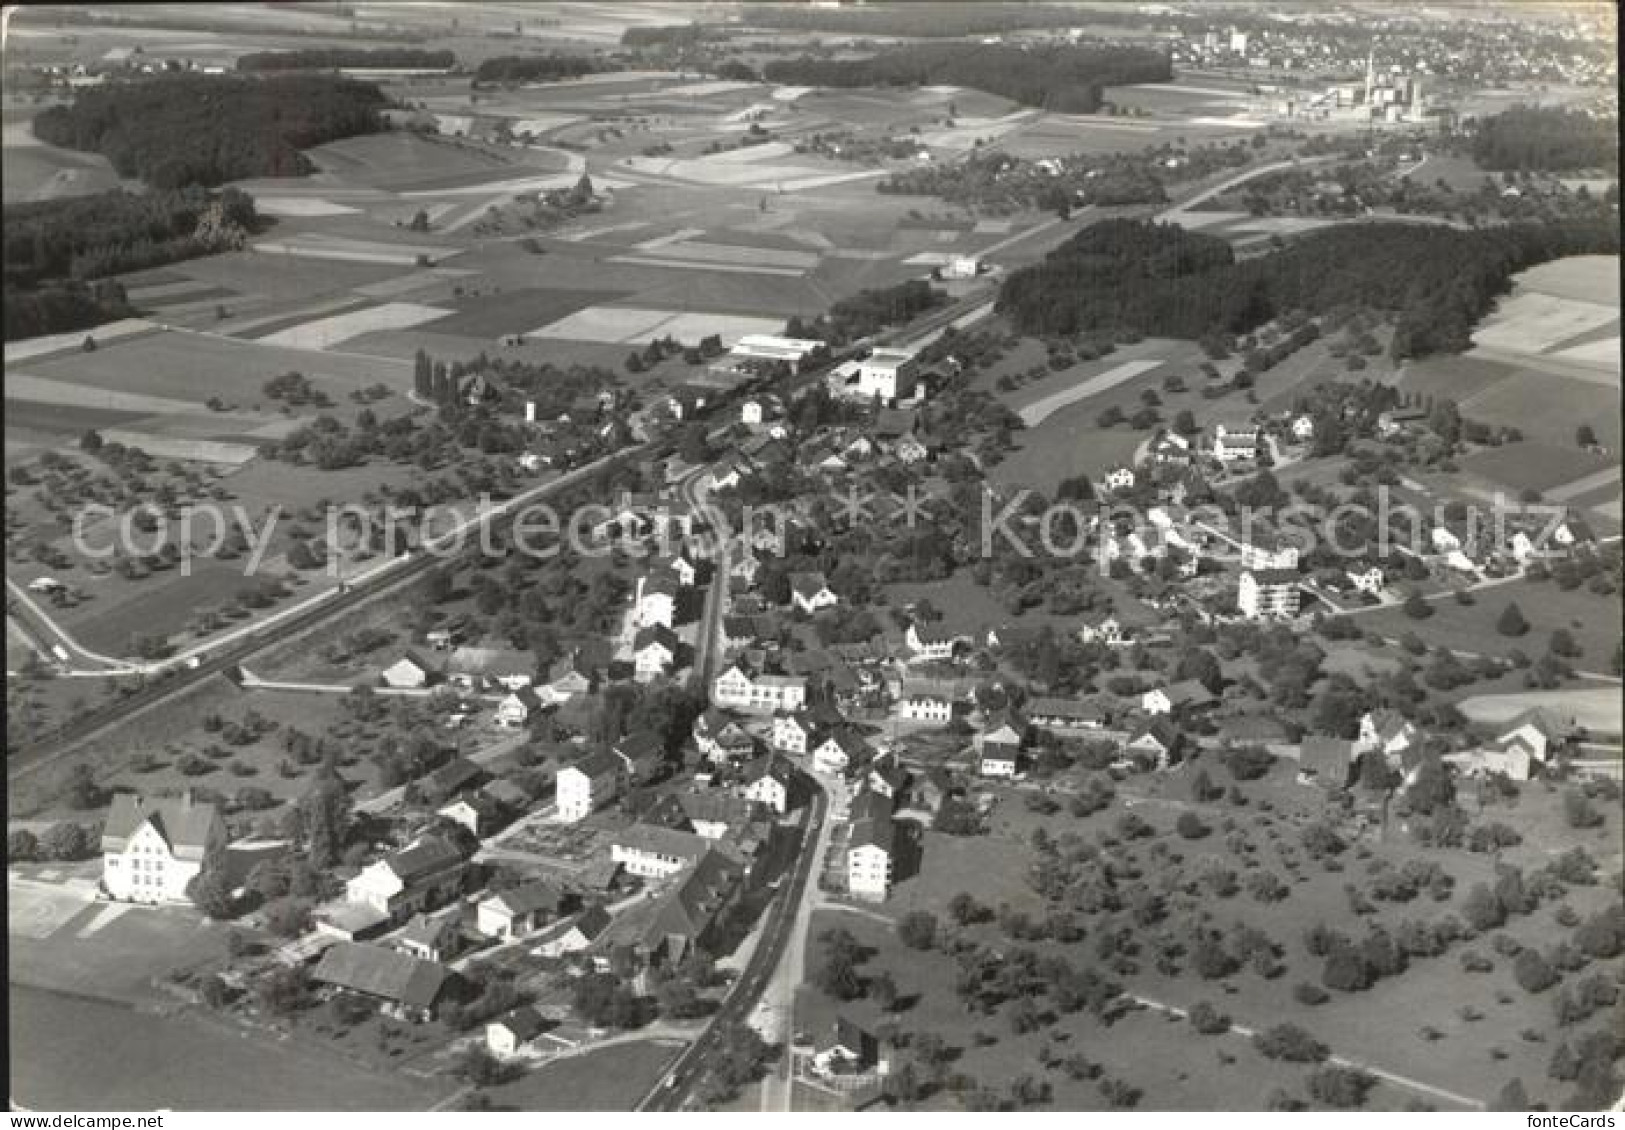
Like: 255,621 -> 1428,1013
1403,589 -> 1433,620
897,911 -> 937,951
1575,424 -> 1597,447
1497,602 -> 1529,637
408,208 -> 430,233
299,767 -> 351,868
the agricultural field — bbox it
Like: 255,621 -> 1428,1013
803,744 -> 1621,1111
2,110 -> 129,202
1358,576 -> 1622,672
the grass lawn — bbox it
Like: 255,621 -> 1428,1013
10,985 -> 450,1111
431,286 -> 633,338
1460,371 -> 1622,450
25,327 -> 413,406
1457,442 -> 1617,495
486,1039 -> 685,1110
1357,576 -> 1622,670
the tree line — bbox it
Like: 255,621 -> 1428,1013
472,54 -> 609,87
996,216 -> 1621,359
32,73 -> 388,189
761,43 -> 1171,114
236,47 -> 456,71
4,186 -> 257,341
1469,106 -> 1619,173
741,2 -> 1086,37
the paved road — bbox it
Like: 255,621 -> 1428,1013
637,785 -> 829,1111
1156,154 -> 1340,223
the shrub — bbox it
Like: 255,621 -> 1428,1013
1307,1066 -> 1375,1108
1175,813 -> 1209,839
1293,982 -> 1329,1006
1513,949 -> 1560,994
1187,1001 -> 1230,1034
1253,1023 -> 1329,1063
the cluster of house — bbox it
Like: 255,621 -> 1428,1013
1301,706 -> 1578,789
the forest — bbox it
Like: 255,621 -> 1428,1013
996,217 -> 1621,359
762,43 -> 1171,114
741,3 -> 1085,37
472,54 -> 609,87
236,47 -> 456,71
4,187 -> 257,341
1469,106 -> 1619,173
32,73 -> 388,189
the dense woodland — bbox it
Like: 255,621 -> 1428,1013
32,73 -> 388,189
472,54 -> 609,87
741,2 -> 1085,37
3,187 -> 257,341
997,217 -> 1621,359
1469,106 -> 1619,173
762,43 -> 1171,114
236,47 -> 456,71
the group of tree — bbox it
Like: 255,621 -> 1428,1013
787,279 -> 946,347
762,42 -> 1170,114
741,2 -> 1088,37
996,216 -> 1620,360
472,54 -> 607,87
4,186 -> 256,340
33,73 -> 388,189
236,47 -> 455,71
1469,106 -> 1619,173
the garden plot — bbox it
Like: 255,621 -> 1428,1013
254,302 -> 452,350
526,305 -> 784,346
1017,359 -> 1166,426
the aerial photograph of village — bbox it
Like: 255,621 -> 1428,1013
2,0 -> 1620,1117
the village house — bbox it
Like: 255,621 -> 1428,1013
1149,430 -> 1194,465
311,942 -> 453,1023
1212,420 -> 1261,462
487,1006 -> 549,1059
100,792 -> 227,904
613,731 -> 667,785
1077,615 -> 1124,647
904,622 -> 967,663
790,572 -> 839,614
1102,466 -> 1136,492
423,757 -> 485,804
381,651 -> 438,690
1238,568 -> 1302,619
772,708 -> 823,754
1290,414 -> 1315,442
812,727 -> 875,776
495,686 -> 543,729
436,793 -> 501,837
394,908 -> 464,964
611,822 -> 715,880
633,624 -> 680,681
1141,680 -> 1217,717
743,755 -> 797,814
693,706 -> 756,764
623,849 -> 746,967
556,748 -> 629,823
849,347 -> 920,402
847,812 -> 894,901
867,754 -> 908,801
532,904 -> 612,959
1358,709 -> 1422,763
976,719 -> 1023,778
811,1017 -> 890,1078
477,881 -> 566,941
1125,718 -> 1183,768
1299,737 -> 1358,790
446,646 -> 535,691
713,662 -> 807,713
1346,565 -> 1386,595
898,694 -> 953,724
346,836 -> 468,924
1026,697 -> 1106,732
1237,534 -> 1300,571
636,573 -> 679,629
